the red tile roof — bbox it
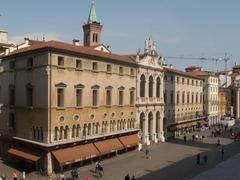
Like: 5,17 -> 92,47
2,40 -> 136,65
164,67 -> 202,79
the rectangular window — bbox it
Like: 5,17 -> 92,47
182,78 -> 185,84
182,93 -> 185,104
187,79 -> 189,85
26,87 -> 33,107
171,76 -> 174,82
76,89 -> 82,107
187,93 -> 189,103
9,87 -> 15,106
170,91 -> 174,104
27,57 -> 33,68
164,75 -> 167,81
57,88 -> 64,107
107,64 -> 112,73
130,68 -> 134,76
119,66 -> 123,74
9,113 -> 15,128
130,91 -> 134,105
57,56 -> 64,67
192,94 -> 194,103
177,77 -> 179,83
92,62 -> 98,71
76,59 -> 82,69
106,90 -> 111,106
177,93 -> 179,104
9,61 -> 15,70
119,91 -> 124,105
164,91 -> 167,103
192,80 -> 194,85
92,90 -> 98,106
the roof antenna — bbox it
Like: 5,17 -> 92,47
43,34 -> 45,41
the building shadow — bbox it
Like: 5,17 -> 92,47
138,137 -> 240,180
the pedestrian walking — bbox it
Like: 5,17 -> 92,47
125,174 -> 130,180
195,134 -> 199,141
74,169 -> 79,179
196,153 -> 200,165
85,175 -> 89,180
131,175 -> 136,180
192,135 -> 195,141
217,138 -> 221,148
1,174 -> 6,180
145,148 -> 149,159
71,169 -> 75,180
203,154 -> 208,165
59,172 -> 65,180
184,135 -> 187,143
22,171 -> 26,180
221,148 -> 224,160
12,171 -> 17,180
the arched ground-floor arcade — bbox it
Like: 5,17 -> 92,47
137,107 -> 165,145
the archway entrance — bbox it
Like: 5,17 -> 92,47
156,111 -> 160,139
148,112 -> 153,140
140,112 -> 145,141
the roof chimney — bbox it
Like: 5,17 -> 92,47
24,37 -> 30,45
73,39 -> 80,46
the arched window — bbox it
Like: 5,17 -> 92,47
72,125 -> 76,138
33,126 -> 36,140
156,77 -> 161,97
59,126 -> 64,140
96,123 -> 99,134
54,127 -> 58,141
83,124 -> 87,137
76,124 -> 80,137
64,126 -> 69,139
140,74 -> 146,97
40,127 -> 43,142
149,76 -> 153,97
87,123 -> 91,136
36,127 -> 39,140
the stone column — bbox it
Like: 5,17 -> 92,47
45,152 -> 53,175
144,113 -> 150,145
159,115 -> 165,142
152,112 -> 158,143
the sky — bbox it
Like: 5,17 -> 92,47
1,0 -> 240,71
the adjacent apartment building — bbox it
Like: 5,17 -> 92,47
186,66 -> 219,126
163,67 -> 205,137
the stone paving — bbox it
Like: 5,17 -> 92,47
0,125 -> 240,180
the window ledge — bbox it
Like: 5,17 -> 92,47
91,106 -> 98,109
75,68 -> 83,71
56,107 -> 66,110
57,66 -> 65,69
92,70 -> 99,73
75,106 -> 83,109
105,105 -> 111,108
106,72 -> 112,74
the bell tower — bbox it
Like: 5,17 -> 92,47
83,1 -> 103,47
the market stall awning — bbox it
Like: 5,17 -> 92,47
118,134 -> 140,148
8,147 -> 41,163
94,138 -> 124,155
52,143 -> 99,166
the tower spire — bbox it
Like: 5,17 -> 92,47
83,1 -> 103,47
88,1 -> 99,24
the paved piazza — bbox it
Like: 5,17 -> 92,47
0,126 -> 240,180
